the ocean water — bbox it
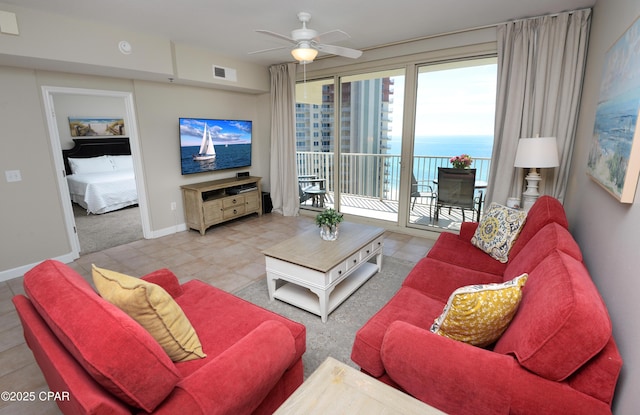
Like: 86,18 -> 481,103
388,135 -> 494,158
180,144 -> 251,175
387,135 -> 494,188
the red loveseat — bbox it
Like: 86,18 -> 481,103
351,196 -> 622,414
13,260 -> 306,414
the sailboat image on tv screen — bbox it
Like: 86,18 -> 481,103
193,124 -> 216,161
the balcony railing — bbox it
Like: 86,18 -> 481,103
297,151 -> 491,203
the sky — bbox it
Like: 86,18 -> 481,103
179,118 -> 252,146
390,62 -> 498,138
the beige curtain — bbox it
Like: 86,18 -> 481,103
486,9 -> 591,207
269,63 -> 299,216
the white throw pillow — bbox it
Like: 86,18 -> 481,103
109,155 -> 134,171
68,155 -> 115,174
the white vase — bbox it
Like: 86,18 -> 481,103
320,224 -> 339,241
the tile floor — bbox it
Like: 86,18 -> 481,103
0,213 -> 435,414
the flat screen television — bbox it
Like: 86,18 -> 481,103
179,117 -> 252,175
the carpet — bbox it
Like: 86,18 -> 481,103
233,256 -> 415,379
73,203 -> 143,254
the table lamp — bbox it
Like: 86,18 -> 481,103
514,136 -> 559,210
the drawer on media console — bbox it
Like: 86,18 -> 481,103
223,195 -> 245,209
222,204 -> 246,220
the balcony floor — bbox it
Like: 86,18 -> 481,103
301,192 -> 482,231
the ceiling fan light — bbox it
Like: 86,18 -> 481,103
291,46 -> 318,63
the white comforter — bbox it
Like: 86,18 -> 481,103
67,170 -> 138,214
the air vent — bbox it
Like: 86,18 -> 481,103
0,10 -> 19,35
212,65 -> 237,82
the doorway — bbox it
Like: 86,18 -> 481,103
42,86 -> 150,258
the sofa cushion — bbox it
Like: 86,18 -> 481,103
493,252 -> 612,381
507,195 -> 569,260
24,260 -> 180,412
92,265 -> 206,362
503,222 -> 583,281
171,279 -> 307,377
426,231 -> 508,276
351,287 -> 445,377
402,256 -> 503,303
430,273 -> 527,347
471,203 -> 527,263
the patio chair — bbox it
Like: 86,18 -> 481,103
434,167 -> 477,222
411,174 -> 436,217
298,176 -> 327,207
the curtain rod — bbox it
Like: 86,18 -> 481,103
359,7 -> 592,53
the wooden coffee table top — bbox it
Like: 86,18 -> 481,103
262,222 -> 385,273
274,357 -> 445,414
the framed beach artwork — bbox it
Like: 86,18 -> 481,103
587,17 -> 640,203
69,117 -> 126,137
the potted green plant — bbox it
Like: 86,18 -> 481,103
315,208 -> 344,241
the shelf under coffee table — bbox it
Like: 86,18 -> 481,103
263,222 -> 385,322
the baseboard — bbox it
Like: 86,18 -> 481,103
149,223 -> 188,239
1,223 -> 189,283
0,251 -> 78,283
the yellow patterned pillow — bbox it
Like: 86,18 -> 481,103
92,265 -> 206,362
471,203 -> 527,263
430,274 -> 528,347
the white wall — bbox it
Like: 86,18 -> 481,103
133,80 -> 270,233
0,67 -> 270,279
53,94 -> 126,149
564,0 -> 640,412
0,67 -> 70,271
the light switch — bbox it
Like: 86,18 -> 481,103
5,170 -> 22,182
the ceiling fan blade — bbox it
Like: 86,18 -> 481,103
316,43 -> 363,59
314,29 -> 350,45
255,29 -> 296,44
248,45 -> 290,55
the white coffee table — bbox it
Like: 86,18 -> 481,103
263,222 -> 384,322
274,357 -> 445,414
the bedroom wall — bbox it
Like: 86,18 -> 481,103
563,0 -> 640,412
0,67 -> 270,280
53,94 -> 126,149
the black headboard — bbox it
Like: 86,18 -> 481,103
62,137 -> 131,175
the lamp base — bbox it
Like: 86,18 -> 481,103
522,169 -> 541,211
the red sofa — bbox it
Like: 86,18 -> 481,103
351,196 -> 622,414
13,260 -> 306,414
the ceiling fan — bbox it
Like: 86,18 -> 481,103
251,12 -> 363,63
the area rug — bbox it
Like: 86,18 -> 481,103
233,256 -> 415,379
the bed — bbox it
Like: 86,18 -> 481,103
62,138 -> 139,214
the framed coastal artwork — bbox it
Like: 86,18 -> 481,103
587,17 -> 640,203
69,117 -> 126,137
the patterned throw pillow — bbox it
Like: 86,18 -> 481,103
430,274 -> 528,347
471,203 -> 527,263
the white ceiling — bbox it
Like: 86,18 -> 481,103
4,0 -> 596,67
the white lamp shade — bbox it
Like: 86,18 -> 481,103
514,136 -> 560,168
291,46 -> 318,63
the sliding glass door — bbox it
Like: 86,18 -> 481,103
337,69 -> 405,222
295,78 -> 335,211
407,58 -> 497,229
